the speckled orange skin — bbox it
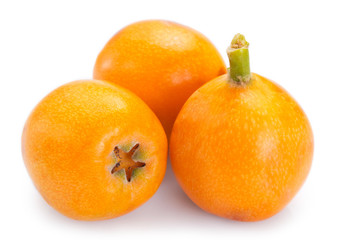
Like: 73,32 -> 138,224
22,80 -> 167,221
93,20 -> 226,137
170,73 -> 313,221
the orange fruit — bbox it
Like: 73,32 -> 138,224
22,80 -> 167,220
170,34 -> 313,221
93,20 -> 226,137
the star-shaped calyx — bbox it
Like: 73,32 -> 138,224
111,143 -> 146,182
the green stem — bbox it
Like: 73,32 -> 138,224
227,33 -> 251,84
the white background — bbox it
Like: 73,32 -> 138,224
1,0 -> 336,239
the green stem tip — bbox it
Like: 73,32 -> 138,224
227,33 -> 251,84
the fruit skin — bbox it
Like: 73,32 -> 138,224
170,73 -> 314,221
22,80 -> 167,221
93,20 -> 226,137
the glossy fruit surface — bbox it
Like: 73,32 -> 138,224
93,20 -> 226,137
170,73 -> 313,221
22,80 -> 167,220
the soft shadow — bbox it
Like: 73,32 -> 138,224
32,159 -> 295,232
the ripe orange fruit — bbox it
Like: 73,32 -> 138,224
170,34 -> 314,221
22,80 -> 167,220
93,20 -> 226,137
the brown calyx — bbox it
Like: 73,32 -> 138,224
111,143 -> 145,182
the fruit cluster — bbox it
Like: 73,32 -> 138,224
22,20 -> 313,222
